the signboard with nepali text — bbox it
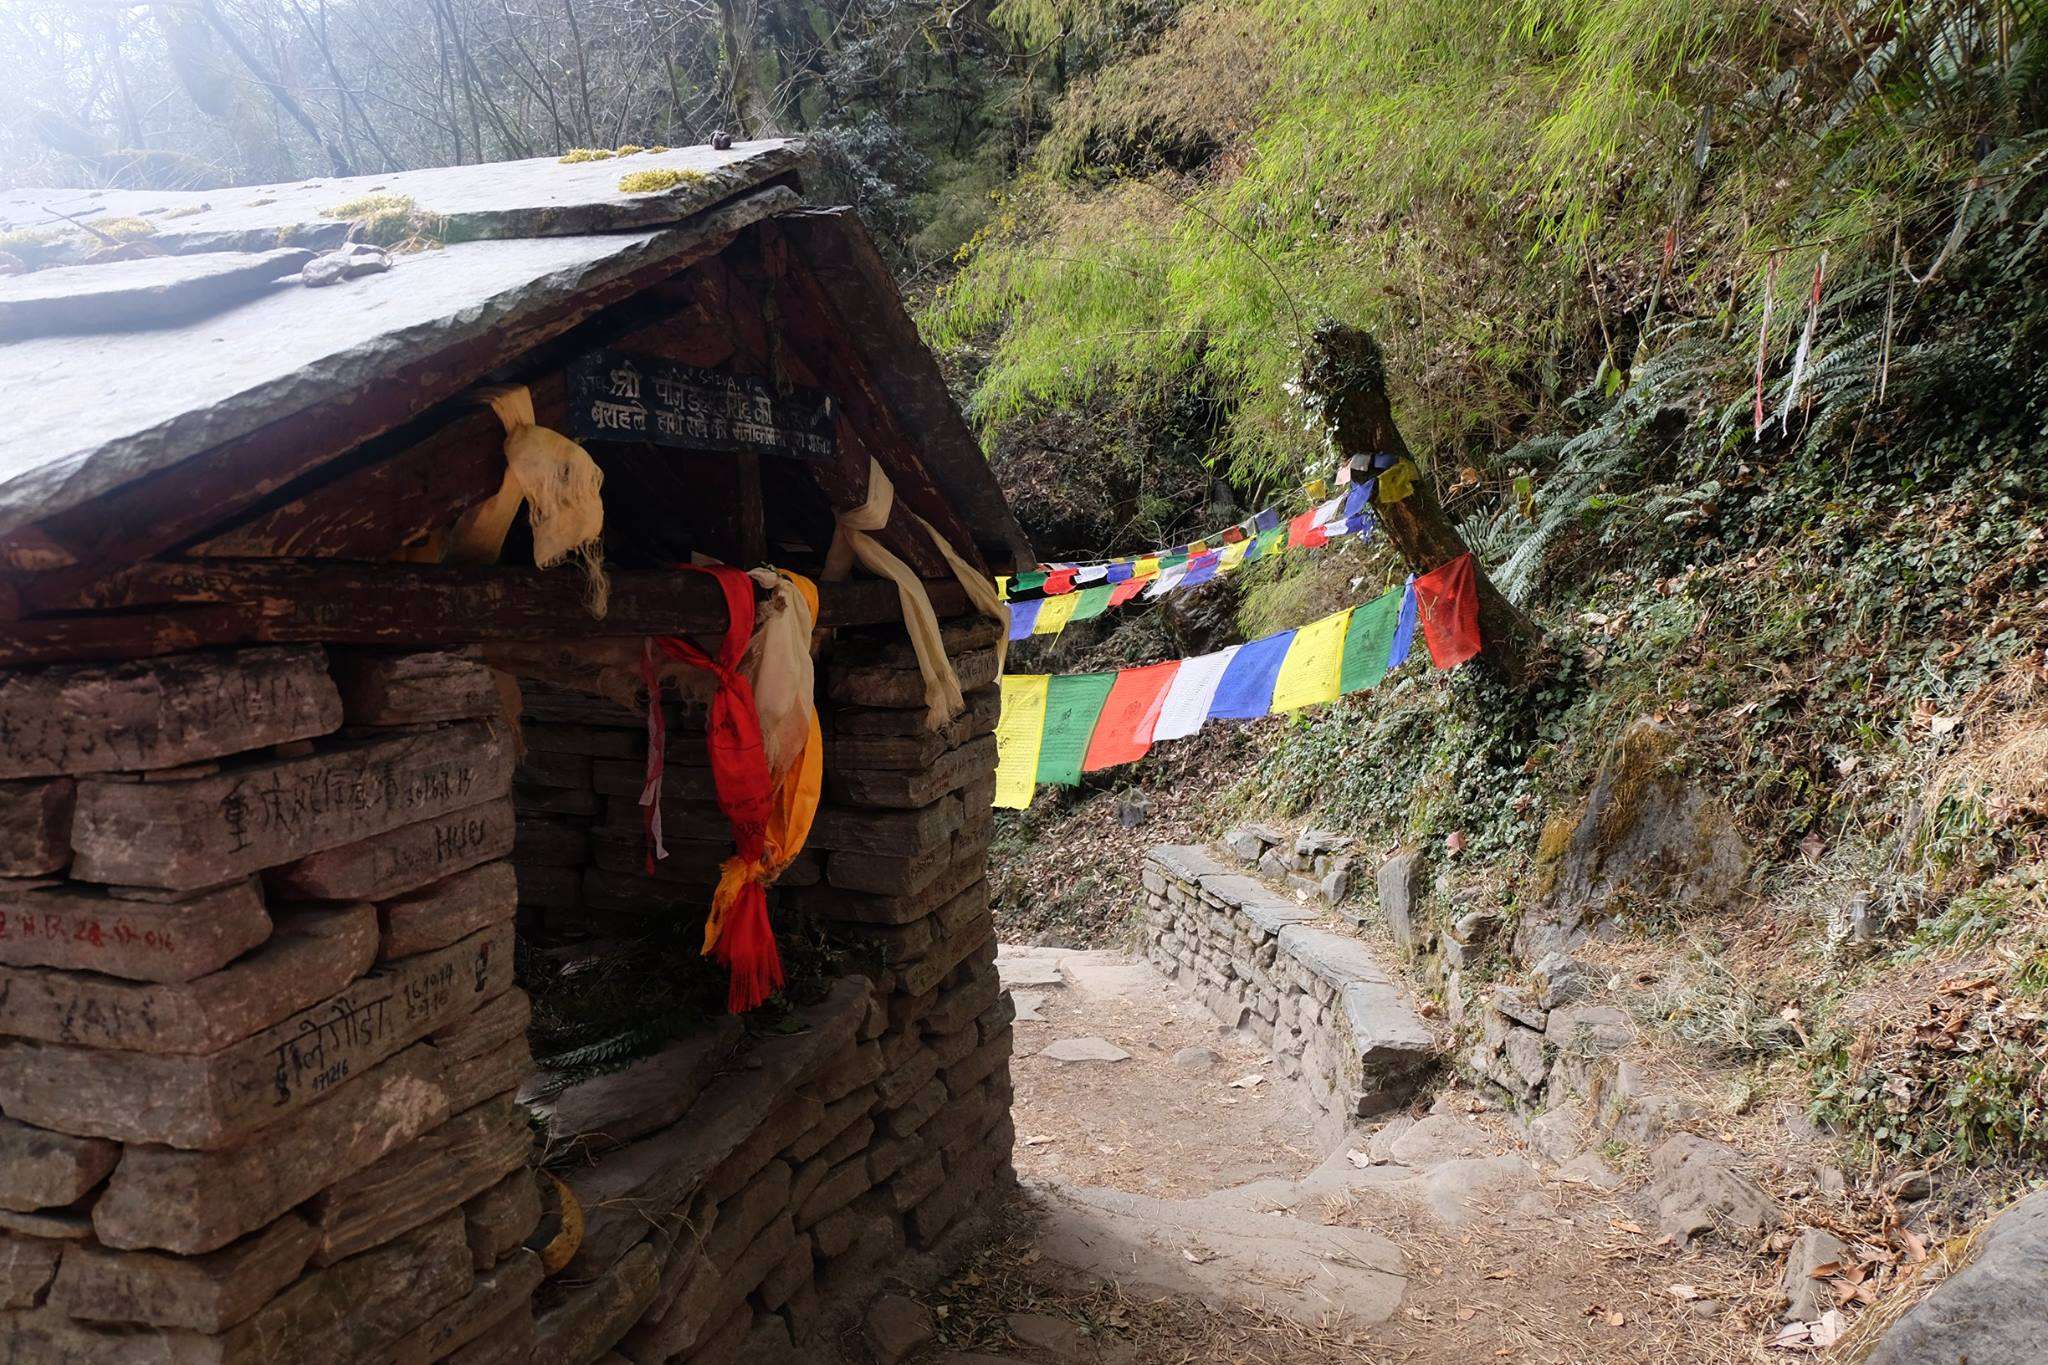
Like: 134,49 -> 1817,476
565,347 -> 836,462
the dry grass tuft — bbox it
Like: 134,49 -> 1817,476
1923,657 -> 2048,837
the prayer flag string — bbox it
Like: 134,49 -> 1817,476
998,459 -> 1418,628
992,553 -> 1482,808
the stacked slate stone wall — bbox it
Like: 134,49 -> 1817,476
0,615 -> 1015,1365
1139,844 -> 1436,1127
0,643 -> 535,1363
513,611 -> 1015,1363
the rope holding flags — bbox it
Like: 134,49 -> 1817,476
999,464 -> 1416,637
992,552 -> 1484,808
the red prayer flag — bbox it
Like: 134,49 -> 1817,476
1414,553 -> 1483,668
1106,577 -> 1148,609
1083,661 -> 1179,771
1286,510 -> 1327,550
1041,567 -> 1078,596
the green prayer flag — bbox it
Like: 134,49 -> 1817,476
1254,528 -> 1286,560
1340,586 -> 1404,693
1010,570 -> 1048,596
1070,583 -> 1115,620
1033,673 -> 1116,786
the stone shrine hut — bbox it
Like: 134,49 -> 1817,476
0,142 -> 1028,1364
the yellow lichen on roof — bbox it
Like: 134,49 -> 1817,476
558,148 -> 616,164
617,168 -> 706,194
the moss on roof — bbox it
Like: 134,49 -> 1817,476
618,168 -> 707,194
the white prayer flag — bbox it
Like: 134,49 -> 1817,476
1152,646 -> 1240,741
1144,559 -> 1192,599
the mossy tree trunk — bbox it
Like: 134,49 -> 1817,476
1301,321 -> 1545,688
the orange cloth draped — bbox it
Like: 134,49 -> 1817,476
651,565 -> 823,1012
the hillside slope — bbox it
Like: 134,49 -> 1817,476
930,2 -> 2048,1357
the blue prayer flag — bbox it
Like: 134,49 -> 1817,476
1008,599 -> 1043,640
1105,563 -> 1133,584
1208,632 -> 1295,719
1388,580 -> 1418,667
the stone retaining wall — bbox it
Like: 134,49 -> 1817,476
0,617 -> 1015,1365
1139,844 -> 1436,1125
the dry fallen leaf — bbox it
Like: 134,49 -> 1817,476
1227,1073 -> 1266,1089
1020,1134 -> 1058,1147
1607,1312 -> 1625,1327
1346,1149 -> 1376,1169
1182,1247 -> 1215,1264
1668,1284 -> 1702,1300
1456,1307 -> 1477,1322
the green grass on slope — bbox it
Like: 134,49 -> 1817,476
930,0 -> 2047,493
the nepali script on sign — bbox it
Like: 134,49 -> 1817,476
566,347 -> 836,462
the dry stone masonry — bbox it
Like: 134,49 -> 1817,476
0,644 -> 531,1363
510,615 -> 1015,1364
0,615 -> 1017,1365
1139,843 -> 1436,1126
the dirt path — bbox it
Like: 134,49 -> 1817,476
907,947 -> 1774,1365
1001,946 -> 1322,1198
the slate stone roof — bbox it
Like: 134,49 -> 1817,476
0,142 -> 811,539
0,138 -> 1044,581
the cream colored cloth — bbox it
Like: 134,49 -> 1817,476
911,509 -> 1011,676
742,567 -> 819,778
446,385 -> 610,616
823,458 -> 1007,729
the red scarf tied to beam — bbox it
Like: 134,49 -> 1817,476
651,565 -> 783,1011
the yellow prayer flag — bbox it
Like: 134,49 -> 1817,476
1219,539 -> 1250,572
1376,458 -> 1417,504
1132,556 -> 1161,581
1033,592 -> 1080,636
993,675 -> 1049,809
1270,610 -> 1350,713
1304,477 -> 1329,499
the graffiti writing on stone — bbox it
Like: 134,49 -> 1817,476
0,649 -> 338,779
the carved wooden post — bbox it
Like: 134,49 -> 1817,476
1301,322 -> 1544,686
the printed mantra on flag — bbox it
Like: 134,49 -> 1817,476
992,553 -> 1482,808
